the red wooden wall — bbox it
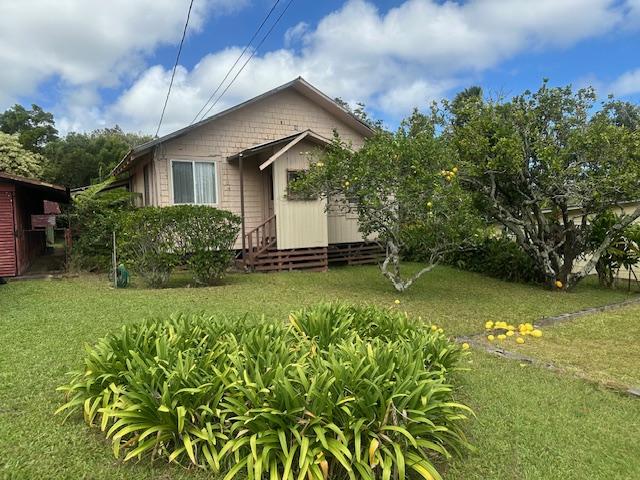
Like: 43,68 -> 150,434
0,185 -> 17,276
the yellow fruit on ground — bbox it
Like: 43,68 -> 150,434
394,299 -> 400,304
462,342 -> 470,350
507,325 -> 515,331
516,337 -> 525,344
430,325 -> 438,331
437,327 -> 444,334
555,280 -> 563,289
497,334 -> 507,340
524,323 -> 533,331
487,335 -> 495,341
532,329 -> 543,338
485,321 -> 494,329
506,330 -> 514,337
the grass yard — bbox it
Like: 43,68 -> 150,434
515,303 -> 640,390
1,264 -> 639,479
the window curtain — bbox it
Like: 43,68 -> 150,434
194,162 -> 216,204
172,161 -> 194,203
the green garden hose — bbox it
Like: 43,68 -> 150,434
116,264 -> 129,288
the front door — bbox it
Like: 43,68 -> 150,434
0,191 -> 17,277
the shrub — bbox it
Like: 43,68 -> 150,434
118,205 -> 240,287
69,180 -> 136,272
57,303 -> 472,480
118,207 -> 181,287
446,236 -> 545,284
178,205 -> 241,285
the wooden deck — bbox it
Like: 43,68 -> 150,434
328,241 -> 384,266
240,215 -> 381,272
245,246 -> 328,272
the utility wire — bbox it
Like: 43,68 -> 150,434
196,0 -> 295,122
155,0 -> 195,138
190,0 -> 281,125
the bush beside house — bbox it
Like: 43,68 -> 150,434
119,205 -> 240,287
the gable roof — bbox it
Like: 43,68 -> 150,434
111,77 -> 374,176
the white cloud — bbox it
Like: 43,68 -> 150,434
0,0 -> 246,106
609,68 -> 640,96
5,0 -> 639,134
284,22 -> 309,47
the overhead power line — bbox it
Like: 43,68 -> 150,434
155,0 -> 195,138
190,0 -> 282,125
195,0 -> 296,123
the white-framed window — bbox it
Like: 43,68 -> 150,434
171,159 -> 218,205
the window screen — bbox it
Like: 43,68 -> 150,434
172,160 -> 217,204
172,161 -> 195,204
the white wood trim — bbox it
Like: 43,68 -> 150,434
169,158 -> 221,206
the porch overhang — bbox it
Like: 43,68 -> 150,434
227,129 -> 335,170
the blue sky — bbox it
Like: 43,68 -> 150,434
1,0 -> 639,135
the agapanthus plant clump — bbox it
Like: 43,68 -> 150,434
57,303 -> 473,480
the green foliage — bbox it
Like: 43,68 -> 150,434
446,80 -> 640,289
44,126 -> 152,188
0,131 -> 46,178
119,205 -> 240,287
291,110 -> 474,291
588,211 -> 640,288
333,98 -> 383,130
69,179 -> 136,272
179,206 -> 241,285
57,303 -> 471,480
0,103 -> 58,152
446,236 -> 545,284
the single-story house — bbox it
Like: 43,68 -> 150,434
112,77 -> 381,271
0,172 -> 70,277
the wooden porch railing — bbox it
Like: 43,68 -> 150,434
244,215 -> 276,264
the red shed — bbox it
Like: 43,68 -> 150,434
0,172 -> 70,277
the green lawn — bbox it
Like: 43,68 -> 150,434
1,265 -> 639,479
515,303 -> 640,390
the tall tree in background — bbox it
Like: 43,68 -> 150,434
44,126 -> 152,188
447,81 -> 640,289
0,104 -> 58,152
0,132 -> 46,178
